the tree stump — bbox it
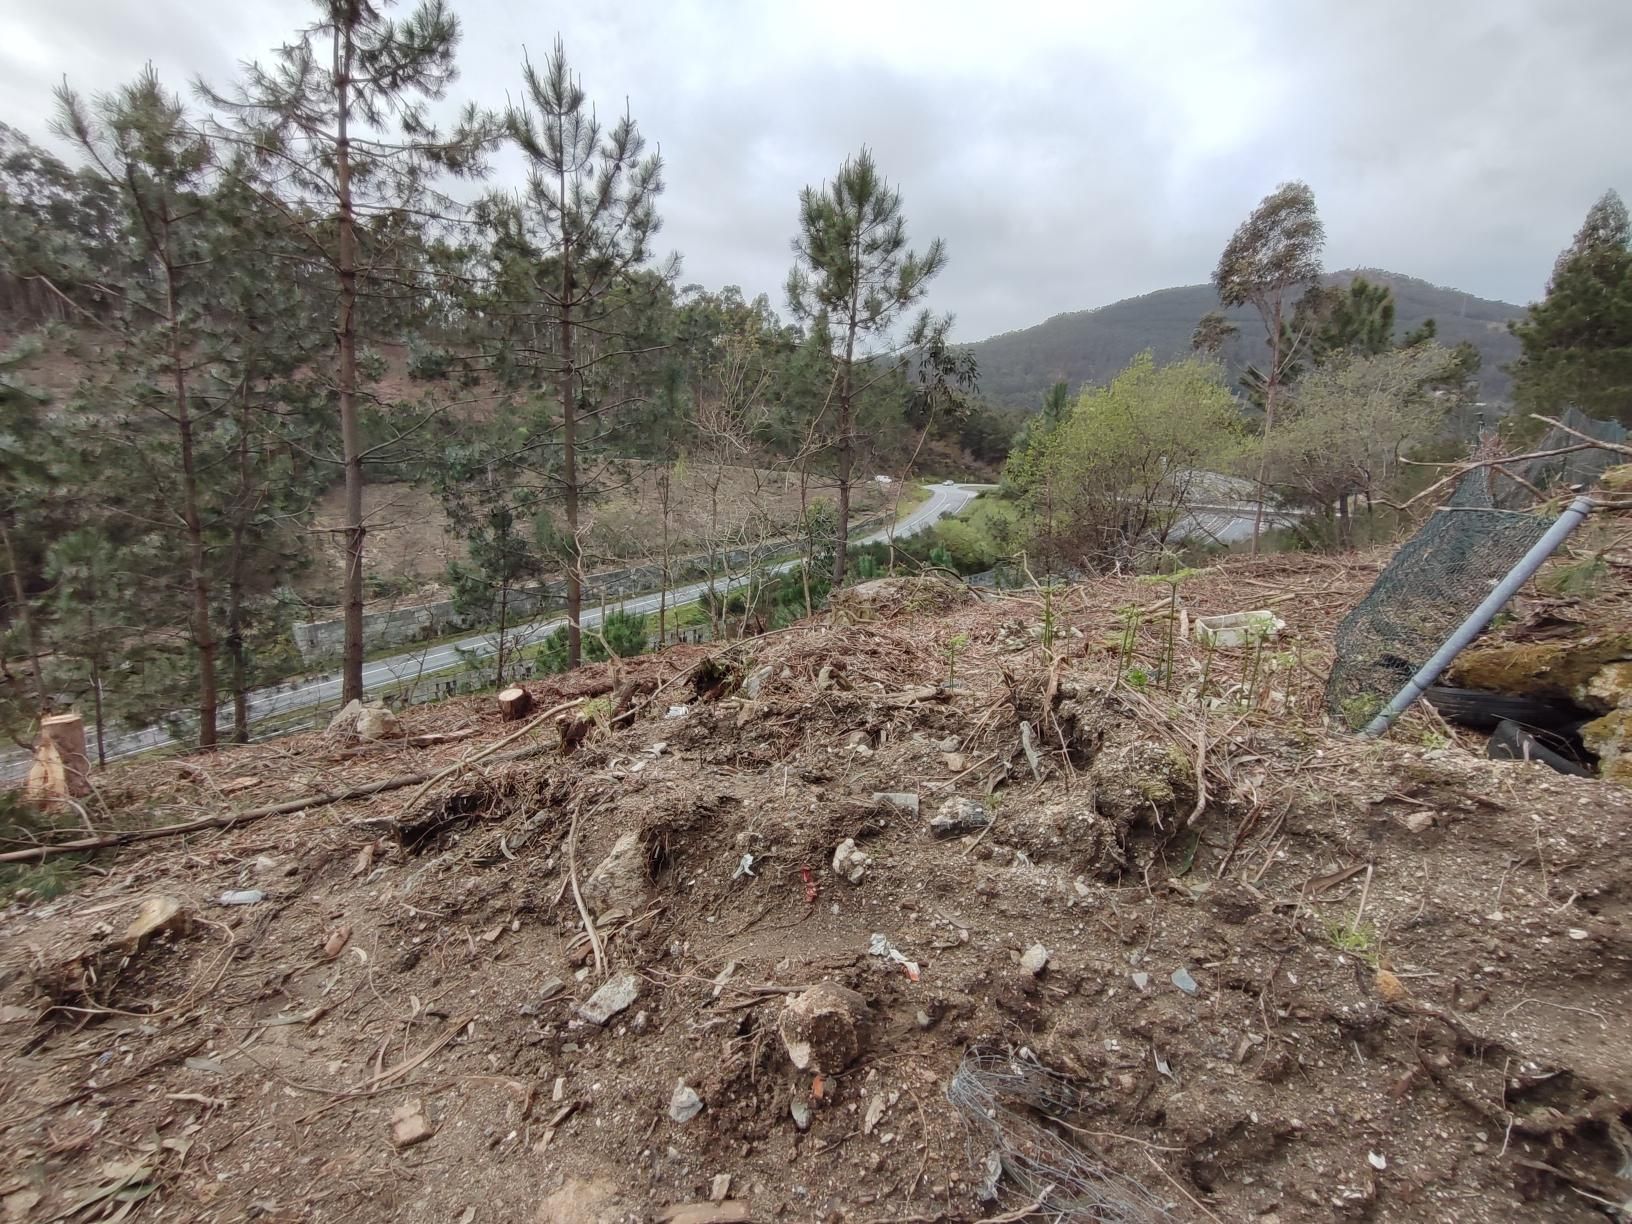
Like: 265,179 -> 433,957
497,686 -> 533,721
25,713 -> 92,802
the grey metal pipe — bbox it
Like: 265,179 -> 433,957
1361,495 -> 1595,738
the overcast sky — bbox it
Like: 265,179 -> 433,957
4,0 -> 1629,340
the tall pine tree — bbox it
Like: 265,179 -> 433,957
787,149 -> 946,586
201,0 -> 495,701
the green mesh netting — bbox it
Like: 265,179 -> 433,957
1325,469 -> 1552,729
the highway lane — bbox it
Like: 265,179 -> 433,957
3,482 -> 982,774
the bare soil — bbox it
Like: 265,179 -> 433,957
2,555 -> 1630,1223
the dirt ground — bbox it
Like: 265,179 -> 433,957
2,555 -> 1630,1223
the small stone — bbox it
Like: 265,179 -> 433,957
937,737 -> 960,753
1171,967 -> 1198,995
915,1010 -> 933,1030
831,838 -> 869,885
710,1173 -> 732,1202
1568,928 -> 1589,941
930,796 -> 990,837
1131,972 -> 1150,991
790,1100 -> 812,1131
389,1100 -> 433,1149
630,1009 -> 650,1034
1019,944 -> 1050,975
742,665 -> 774,699
578,973 -> 641,1025
1402,812 -> 1433,833
863,1094 -> 887,1135
1367,1151 -> 1387,1171
943,753 -> 967,772
669,1081 -> 704,1124
779,982 -> 873,1072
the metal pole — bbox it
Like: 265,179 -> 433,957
1362,496 -> 1595,738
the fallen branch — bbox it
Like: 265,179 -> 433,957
0,739 -> 562,865
566,799 -> 608,980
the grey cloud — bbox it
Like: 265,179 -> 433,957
4,0 -> 1629,338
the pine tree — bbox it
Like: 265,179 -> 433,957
1511,190 -> 1632,425
787,149 -> 947,586
55,70 -> 226,748
201,0 -> 496,702
1212,181 -> 1324,554
479,38 -> 670,669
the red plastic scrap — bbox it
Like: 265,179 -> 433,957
799,865 -> 819,904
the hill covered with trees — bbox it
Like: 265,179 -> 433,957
967,270 -> 1524,409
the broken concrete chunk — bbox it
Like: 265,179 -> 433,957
778,982 -> 873,1073
122,896 -> 189,948
789,1099 -> 812,1131
583,830 -> 648,916
578,972 -> 641,1025
873,792 -> 920,816
669,1081 -> 704,1124
831,838 -> 870,884
1019,944 -> 1050,976
930,796 -> 991,837
709,1174 -> 732,1202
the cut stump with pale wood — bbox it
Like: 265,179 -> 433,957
24,713 -> 92,803
497,686 -> 533,722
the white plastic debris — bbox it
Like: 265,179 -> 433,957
733,853 -> 756,880
1368,1151 -> 1387,1171
218,889 -> 266,906
867,932 -> 921,982
663,704 -> 689,720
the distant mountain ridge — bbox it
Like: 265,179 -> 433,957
966,269 -> 1525,408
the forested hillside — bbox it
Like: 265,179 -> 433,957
969,269 -> 1523,408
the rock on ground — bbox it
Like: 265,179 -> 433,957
578,973 -> 641,1025
583,831 -> 649,916
778,982 -> 873,1073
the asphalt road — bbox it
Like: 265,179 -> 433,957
4,482 -> 982,775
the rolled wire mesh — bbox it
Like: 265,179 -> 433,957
946,1046 -> 1171,1223
1325,469 -> 1552,728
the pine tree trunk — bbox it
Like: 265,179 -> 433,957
89,646 -> 106,767
832,311 -> 857,589
559,209 -> 581,670
335,25 -> 366,704
166,251 -> 218,750
0,520 -> 48,712
228,388 -> 252,743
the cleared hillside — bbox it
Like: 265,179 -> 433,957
968,269 -> 1524,408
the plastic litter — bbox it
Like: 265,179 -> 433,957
218,889 -> 266,906
867,932 -> 921,982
